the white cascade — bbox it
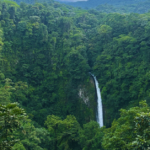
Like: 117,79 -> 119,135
90,73 -> 103,127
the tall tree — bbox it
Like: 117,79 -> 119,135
102,101 -> 150,150
0,103 -> 26,150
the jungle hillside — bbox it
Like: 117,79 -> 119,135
1,0 -> 150,149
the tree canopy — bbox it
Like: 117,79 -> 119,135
1,0 -> 150,149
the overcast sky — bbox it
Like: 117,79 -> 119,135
58,0 -> 88,2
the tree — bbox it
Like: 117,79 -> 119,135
0,78 -> 13,105
0,28 -> 3,52
13,119 -> 49,150
102,100 -> 150,150
79,121 -> 104,150
0,103 -> 26,150
12,143 -> 26,150
10,81 -> 28,105
45,115 -> 81,150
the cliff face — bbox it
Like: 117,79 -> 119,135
78,88 -> 89,105
78,77 -> 97,122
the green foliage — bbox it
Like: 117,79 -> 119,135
0,0 -> 96,126
12,119 -> 50,150
1,0 -> 150,129
79,121 -> 105,150
45,115 -> 81,150
1,0 -> 150,149
0,78 -> 12,105
1,0 -> 19,8
12,142 -> 26,150
10,81 -> 28,105
0,29 -> 3,51
102,100 -> 150,150
0,103 -> 26,150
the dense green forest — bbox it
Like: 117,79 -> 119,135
60,0 -> 150,14
57,0 -> 145,8
1,0 -> 150,149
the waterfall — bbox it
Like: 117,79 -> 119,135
90,73 -> 103,127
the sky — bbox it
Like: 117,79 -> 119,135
58,0 -> 88,2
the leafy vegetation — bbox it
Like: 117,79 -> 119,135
0,103 -> 26,150
61,0 -> 150,14
1,0 -> 150,149
102,100 -> 150,149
